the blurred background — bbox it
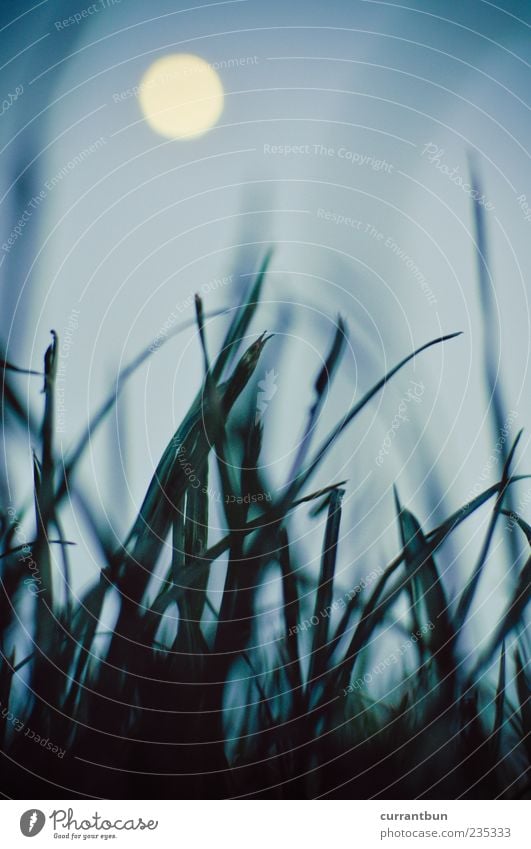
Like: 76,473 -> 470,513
1,0 -> 530,663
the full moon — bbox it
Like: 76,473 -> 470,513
138,54 -> 224,139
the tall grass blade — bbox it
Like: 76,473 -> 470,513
469,158 -> 520,570
213,249 -> 272,381
491,642 -> 506,758
277,528 -> 303,708
308,488 -> 344,689
290,332 -> 462,500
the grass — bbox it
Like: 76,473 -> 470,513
0,253 -> 529,800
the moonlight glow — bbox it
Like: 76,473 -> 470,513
138,54 -> 224,139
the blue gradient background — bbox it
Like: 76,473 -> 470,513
1,0 -> 530,668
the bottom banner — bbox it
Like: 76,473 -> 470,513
0,799 -> 527,847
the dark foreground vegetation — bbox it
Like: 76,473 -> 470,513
0,245 -> 529,799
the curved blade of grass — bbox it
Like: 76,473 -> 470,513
1,362 -> 40,436
427,476 -> 531,544
287,332 -> 462,502
192,475 -> 529,581
193,481 -> 349,568
212,249 -> 272,382
0,540 -> 74,560
469,159 -> 520,571
473,554 -> 531,676
456,431 -> 523,631
105,334 -> 271,681
287,317 -> 347,484
319,476 -> 531,702
124,335 -> 270,587
501,509 -> 531,546
56,310 -> 225,506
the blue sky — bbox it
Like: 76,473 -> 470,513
1,1 -> 530,642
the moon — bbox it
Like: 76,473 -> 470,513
138,54 -> 224,139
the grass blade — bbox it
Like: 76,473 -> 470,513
473,554 -> 531,675
288,332 -> 462,501
456,431 -> 523,631
307,488 -> 344,689
514,646 -> 531,765
212,250 -> 272,382
491,642 -> 506,758
277,528 -> 304,708
501,509 -> 531,546
395,492 -> 455,678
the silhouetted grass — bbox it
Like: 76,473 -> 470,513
0,256 -> 529,801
